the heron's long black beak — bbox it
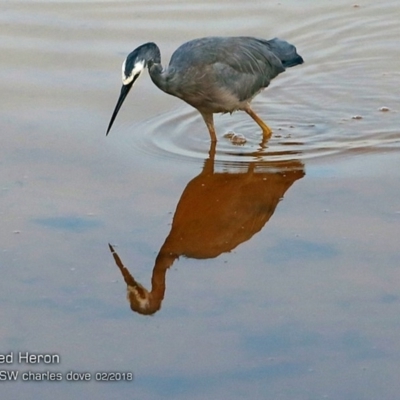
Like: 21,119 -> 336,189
106,76 -> 138,135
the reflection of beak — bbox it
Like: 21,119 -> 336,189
106,74 -> 139,135
108,243 -> 136,287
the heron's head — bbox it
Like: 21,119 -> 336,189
106,43 -> 160,135
127,283 -> 162,315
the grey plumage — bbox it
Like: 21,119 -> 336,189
107,36 -> 303,141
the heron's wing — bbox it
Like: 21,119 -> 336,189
166,36 -> 302,109
172,37 -> 285,75
219,38 -> 285,79
170,37 -> 286,102
210,40 -> 286,102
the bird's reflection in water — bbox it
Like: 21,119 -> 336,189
109,141 -> 305,315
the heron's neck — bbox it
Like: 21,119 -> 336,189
148,63 -> 169,93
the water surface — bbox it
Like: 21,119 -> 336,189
1,1 -> 400,399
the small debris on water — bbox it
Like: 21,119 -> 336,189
223,131 -> 247,145
379,106 -> 390,112
352,115 -> 363,120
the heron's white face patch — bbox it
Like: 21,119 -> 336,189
122,59 -> 145,85
127,285 -> 150,310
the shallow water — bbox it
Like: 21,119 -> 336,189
1,1 -> 400,399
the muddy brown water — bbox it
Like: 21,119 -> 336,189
1,1 -> 400,399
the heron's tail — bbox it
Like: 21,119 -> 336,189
282,54 -> 304,68
267,38 -> 304,68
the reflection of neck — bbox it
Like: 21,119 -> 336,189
140,251 -> 177,313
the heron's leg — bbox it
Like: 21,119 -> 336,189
200,112 -> 217,142
244,107 -> 272,138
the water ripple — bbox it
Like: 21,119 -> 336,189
117,104 -> 400,165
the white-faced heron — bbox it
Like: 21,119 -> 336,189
106,36 -> 303,141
